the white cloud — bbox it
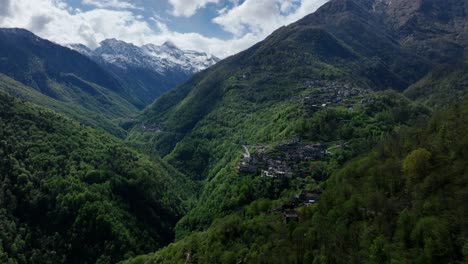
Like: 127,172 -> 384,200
213,0 -> 328,38
144,19 -> 261,58
0,0 -> 155,48
81,0 -> 140,10
0,0 -> 329,58
167,0 -> 219,17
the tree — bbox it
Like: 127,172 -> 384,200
402,148 -> 432,186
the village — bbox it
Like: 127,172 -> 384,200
300,80 -> 373,112
236,138 -> 326,179
236,137 -> 353,223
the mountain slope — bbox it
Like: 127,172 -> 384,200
405,59 -> 468,108
0,73 -> 133,137
123,94 -> 468,264
300,0 -> 468,64
0,0 -> 465,263
0,91 -> 196,263
0,28 -> 138,136
131,0 -> 460,155
126,0 -> 467,244
128,0 -> 466,179
70,40 -> 219,108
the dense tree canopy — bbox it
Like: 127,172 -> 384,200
0,92 -> 195,263
123,97 -> 468,264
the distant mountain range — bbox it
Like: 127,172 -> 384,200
69,39 -> 219,107
70,39 -> 219,74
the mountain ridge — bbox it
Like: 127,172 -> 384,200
300,0 -> 468,63
0,27 -> 140,136
69,39 -> 219,107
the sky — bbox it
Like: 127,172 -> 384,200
0,0 -> 329,58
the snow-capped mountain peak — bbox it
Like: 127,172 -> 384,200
68,39 -> 219,75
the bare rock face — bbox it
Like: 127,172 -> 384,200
300,0 -> 467,64
375,0 -> 468,62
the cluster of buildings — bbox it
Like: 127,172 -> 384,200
236,139 -> 325,179
301,80 -> 373,112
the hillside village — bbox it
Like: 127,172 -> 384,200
236,138 -> 351,220
300,80 -> 373,112
236,139 -> 326,179
233,80 -> 377,223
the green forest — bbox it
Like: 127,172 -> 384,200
0,0 -> 468,263
0,91 -> 195,263
123,96 -> 468,264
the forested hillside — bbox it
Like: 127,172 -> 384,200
0,28 -> 219,137
0,73 -> 135,137
405,60 -> 468,108
123,95 -> 468,264
0,91 -> 195,263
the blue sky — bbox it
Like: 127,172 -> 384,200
0,0 -> 328,57
72,0 -> 233,38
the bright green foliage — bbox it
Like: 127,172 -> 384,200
126,2 -> 434,238
402,148 -> 432,186
0,29 -> 141,137
122,97 -> 468,264
0,92 -> 196,263
0,74 -> 136,137
152,92 -> 429,238
1,1 -> 466,263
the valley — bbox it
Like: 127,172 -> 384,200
0,0 -> 467,263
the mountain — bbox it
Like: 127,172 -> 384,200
0,28 -> 138,137
0,29 -> 217,136
0,91 -> 196,263
0,73 -> 134,137
69,39 -> 219,108
129,0 -> 468,170
130,0 -> 468,165
124,0 -> 468,262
